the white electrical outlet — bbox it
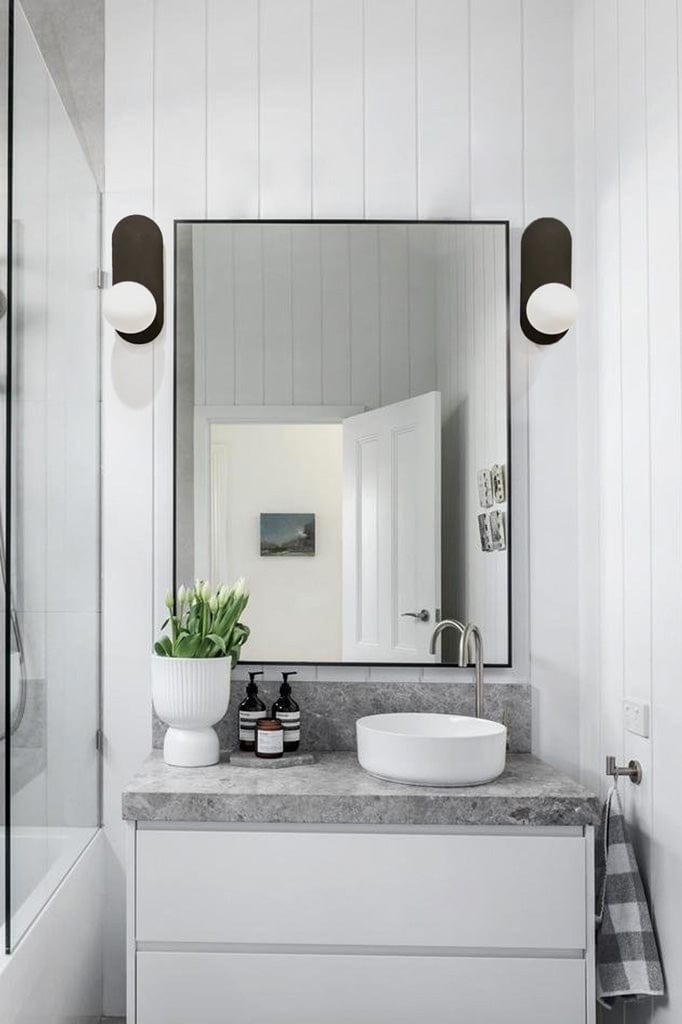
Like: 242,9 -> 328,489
623,698 -> 650,739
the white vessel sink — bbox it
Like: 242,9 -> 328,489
356,712 -> 507,787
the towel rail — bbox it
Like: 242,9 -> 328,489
605,755 -> 642,785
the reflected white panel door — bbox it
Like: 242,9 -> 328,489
342,392 -> 441,662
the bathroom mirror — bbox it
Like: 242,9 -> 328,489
174,221 -> 511,667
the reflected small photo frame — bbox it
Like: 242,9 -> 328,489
260,513 -> 316,557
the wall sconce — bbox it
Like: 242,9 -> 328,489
102,214 -> 164,344
520,217 -> 577,345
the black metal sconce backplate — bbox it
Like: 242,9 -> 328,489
520,217 -> 572,345
111,214 -> 164,345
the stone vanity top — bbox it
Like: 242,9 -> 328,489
123,750 -> 600,828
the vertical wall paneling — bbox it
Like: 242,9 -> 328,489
522,0 -> 574,223
263,224 -> 294,404
101,190 -> 156,1018
233,223 -> 265,404
311,0 -> 364,217
103,0 -> 156,1013
416,0 -> 470,217
576,0 -> 682,1019
153,0 -> 208,620
100,174 -> 157,1024
259,0 -> 312,217
203,225 -> 236,407
407,224 -> 437,396
364,0 -> 417,218
573,0 -> 600,794
349,225 -> 381,409
292,226 -> 323,404
523,0 -> 579,772
153,0 -> 207,221
192,229 -> 207,406
469,0 -> 523,221
646,0 -> 682,1019
104,0 -> 154,194
206,0 -> 259,218
467,0 -> 530,684
616,0 -> 652,864
320,225 -> 352,405
378,225 -> 410,405
592,0 -> 624,783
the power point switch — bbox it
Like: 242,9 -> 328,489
623,698 -> 650,739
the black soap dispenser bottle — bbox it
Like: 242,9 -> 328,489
272,671 -> 300,752
238,671 -> 266,751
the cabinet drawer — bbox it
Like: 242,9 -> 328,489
137,829 -> 586,949
137,951 -> 586,1024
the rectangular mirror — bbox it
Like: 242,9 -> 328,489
175,221 -> 510,666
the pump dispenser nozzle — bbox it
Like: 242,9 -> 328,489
280,670 -> 297,696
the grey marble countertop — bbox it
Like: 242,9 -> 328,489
123,750 -> 600,828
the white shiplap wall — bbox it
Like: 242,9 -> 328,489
575,1 -> 682,1021
103,0 -> 576,1013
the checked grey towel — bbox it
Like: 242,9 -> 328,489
595,784 -> 664,1008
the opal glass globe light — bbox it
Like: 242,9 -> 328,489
102,281 -> 156,334
526,282 -> 578,335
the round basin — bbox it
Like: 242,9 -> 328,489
356,712 -> 507,787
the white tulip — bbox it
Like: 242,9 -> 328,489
177,584 -> 187,606
209,595 -> 218,614
164,591 -> 174,610
202,580 -> 211,601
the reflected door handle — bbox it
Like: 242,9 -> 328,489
401,609 -> 430,622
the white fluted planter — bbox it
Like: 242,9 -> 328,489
151,655 -> 231,767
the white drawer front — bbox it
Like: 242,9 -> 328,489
137,951 -> 586,1024
137,830 -> 586,949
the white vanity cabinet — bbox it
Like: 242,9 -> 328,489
127,823 -> 596,1024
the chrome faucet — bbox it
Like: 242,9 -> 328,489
460,622 -> 485,719
428,618 -> 465,657
429,619 -> 485,719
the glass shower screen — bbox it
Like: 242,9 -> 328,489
3,0 -> 101,952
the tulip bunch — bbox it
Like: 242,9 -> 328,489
154,579 -> 250,663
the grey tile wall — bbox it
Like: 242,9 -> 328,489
153,674 -> 531,754
0,678 -> 46,793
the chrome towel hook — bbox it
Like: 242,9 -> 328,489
606,755 -> 642,785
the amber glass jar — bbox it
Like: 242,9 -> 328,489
255,718 -> 284,759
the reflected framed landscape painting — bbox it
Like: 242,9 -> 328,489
260,513 -> 316,556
